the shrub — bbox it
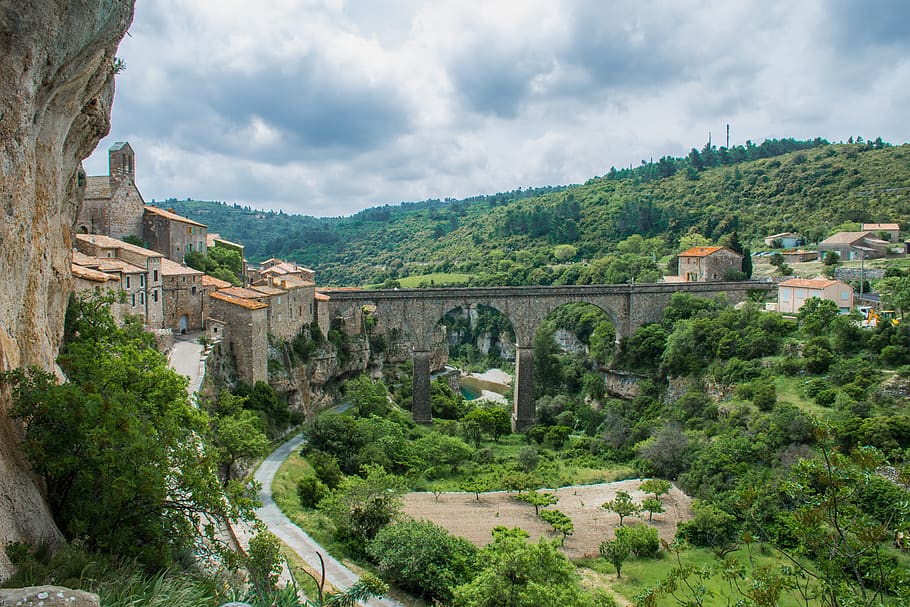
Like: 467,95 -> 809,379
615,523 -> 659,557
297,476 -> 328,509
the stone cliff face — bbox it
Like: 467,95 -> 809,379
0,1 -> 134,580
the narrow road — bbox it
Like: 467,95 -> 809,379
168,332 -> 206,398
255,435 -> 404,607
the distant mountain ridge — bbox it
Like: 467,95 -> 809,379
164,138 -> 910,286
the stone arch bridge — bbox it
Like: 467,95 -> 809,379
324,281 -> 774,430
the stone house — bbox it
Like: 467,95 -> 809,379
764,232 -> 802,248
73,234 -> 164,327
74,142 -> 144,240
70,259 -> 130,321
780,250 -> 819,264
778,278 -> 854,314
817,231 -> 889,261
861,223 -> 900,243
143,205 -> 208,263
160,258 -> 205,333
209,290 -> 268,385
250,258 -> 315,286
251,277 -> 316,341
201,274 -> 232,328
314,291 -> 331,338
677,246 -> 743,282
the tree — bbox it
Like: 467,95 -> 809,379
464,406 -> 511,442
452,527 -> 595,607
602,491 -> 640,526
5,293 -> 254,567
640,478 -> 672,499
214,409 -> 271,483
823,250 -> 840,266
515,491 -> 558,516
878,275 -> 910,316
599,536 -> 632,578
637,422 -> 690,479
318,464 -> 404,551
641,497 -> 665,522
798,297 -> 839,336
539,508 -> 574,545
344,374 -> 391,418
414,432 -> 474,475
460,478 -> 491,501
367,520 -> 478,603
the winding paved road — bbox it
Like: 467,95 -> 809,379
255,435 -> 404,607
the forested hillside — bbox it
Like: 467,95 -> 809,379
163,138 -> 910,286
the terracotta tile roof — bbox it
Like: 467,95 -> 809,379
219,286 -> 266,299
779,278 -> 842,289
314,292 -> 330,301
83,175 -> 111,199
251,285 -> 287,296
678,246 -> 734,257
862,223 -> 899,231
72,250 -> 101,267
160,257 -> 204,276
819,231 -> 872,245
71,263 -> 118,283
75,233 -> 163,258
201,275 -> 232,289
143,205 -> 207,228
210,290 -> 268,310
95,258 -> 145,274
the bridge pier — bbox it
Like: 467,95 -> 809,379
412,350 -> 432,424
512,346 -> 536,432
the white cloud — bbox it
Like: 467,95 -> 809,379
85,0 -> 910,216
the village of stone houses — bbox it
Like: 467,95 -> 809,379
73,142 -> 324,386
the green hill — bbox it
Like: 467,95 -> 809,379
162,138 -> 910,286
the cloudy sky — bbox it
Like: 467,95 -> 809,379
84,0 -> 910,217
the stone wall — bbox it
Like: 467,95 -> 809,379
0,0 -> 134,580
211,298 -> 268,384
162,273 -> 204,331
265,285 -> 314,342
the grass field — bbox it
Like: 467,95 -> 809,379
391,273 -> 474,287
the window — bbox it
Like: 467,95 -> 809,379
153,269 -> 158,282
131,293 -> 136,306
140,292 -> 145,305
140,274 -> 145,287
781,289 -> 790,302
187,226 -> 192,235
841,290 -> 849,300
125,276 -> 131,289
191,286 -> 197,295
188,243 -> 193,252
152,290 -> 158,303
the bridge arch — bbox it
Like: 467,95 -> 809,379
322,282 -> 774,430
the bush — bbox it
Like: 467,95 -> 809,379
367,520 -> 477,603
615,523 -> 659,558
307,449 -> 344,488
297,476 -> 328,508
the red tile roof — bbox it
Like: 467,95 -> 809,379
143,205 -> 207,228
678,246 -> 725,257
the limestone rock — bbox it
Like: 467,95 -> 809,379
0,586 -> 99,607
0,0 -> 134,581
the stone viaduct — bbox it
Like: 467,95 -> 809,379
324,281 -> 774,431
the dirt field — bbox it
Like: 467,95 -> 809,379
402,479 -> 692,559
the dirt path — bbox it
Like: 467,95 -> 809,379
402,479 -> 691,559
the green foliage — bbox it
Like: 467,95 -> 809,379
247,530 -> 283,595
452,527 -> 596,607
639,478 -> 672,499
3,292 -> 252,568
344,374 -> 390,418
600,535 -> 632,578
463,406 -> 512,441
414,432 -> 474,475
184,249 -> 242,285
798,297 -> 840,336
431,377 -> 469,419
539,508 -> 574,544
677,501 -> 739,551
641,497 -> 665,521
615,522 -> 660,558
233,380 -> 296,438
367,519 -> 478,603
515,490 -> 559,515
297,476 -> 329,508
214,409 -> 271,482
317,464 -> 405,552
602,491 -> 640,526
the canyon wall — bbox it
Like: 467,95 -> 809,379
0,1 -> 134,580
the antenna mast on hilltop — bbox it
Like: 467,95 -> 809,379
726,124 -> 730,148
708,131 -> 712,148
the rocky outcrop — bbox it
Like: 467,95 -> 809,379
0,0 -> 134,581
0,586 -> 99,607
